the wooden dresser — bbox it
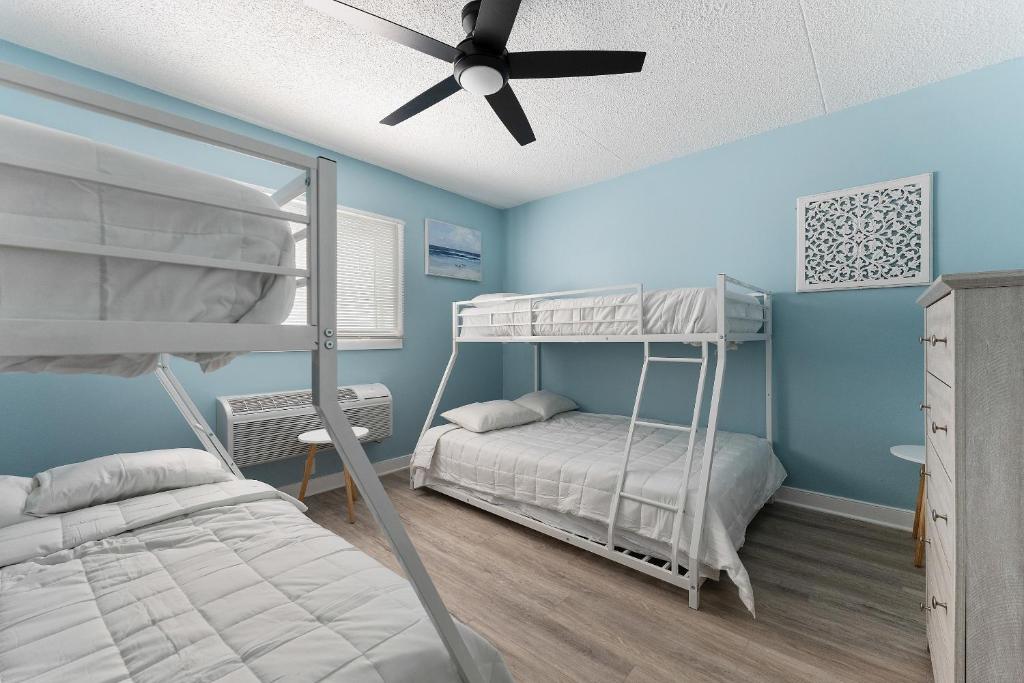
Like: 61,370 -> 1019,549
917,271 -> 1024,683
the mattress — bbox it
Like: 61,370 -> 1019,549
0,113 -> 296,377
0,479 -> 511,683
458,287 -> 763,338
412,412 -> 786,615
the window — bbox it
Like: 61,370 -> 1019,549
280,194 -> 404,349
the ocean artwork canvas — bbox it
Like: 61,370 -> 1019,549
425,219 -> 482,281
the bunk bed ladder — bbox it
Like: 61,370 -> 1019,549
605,340 -> 710,595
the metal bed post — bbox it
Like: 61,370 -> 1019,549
309,159 -> 483,683
683,274 -> 730,609
420,301 -> 461,440
667,341 -> 709,576
685,339 -> 725,609
533,343 -> 541,391
764,292 -> 774,444
637,283 -> 645,334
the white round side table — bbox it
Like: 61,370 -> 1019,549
890,444 -> 926,567
298,426 -> 369,523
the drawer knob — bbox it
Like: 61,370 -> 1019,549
920,601 -> 930,612
919,403 -> 931,412
931,596 -> 948,611
931,422 -> 948,434
919,334 -> 948,346
931,509 -> 948,523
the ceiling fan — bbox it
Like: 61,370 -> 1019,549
304,0 -> 646,145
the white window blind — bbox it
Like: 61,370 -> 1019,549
279,194 -> 404,339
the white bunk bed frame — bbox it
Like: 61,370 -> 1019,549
420,276 -> 772,610
0,63 -> 486,683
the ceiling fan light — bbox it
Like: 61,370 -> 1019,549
457,65 -> 505,96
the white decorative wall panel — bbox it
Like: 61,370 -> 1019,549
797,173 -> 932,292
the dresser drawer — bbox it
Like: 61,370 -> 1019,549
925,293 -> 955,385
926,519 -> 956,683
925,374 -> 956,482
926,439 -> 956,572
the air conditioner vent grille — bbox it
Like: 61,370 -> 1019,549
227,387 -> 359,415
217,384 -> 392,468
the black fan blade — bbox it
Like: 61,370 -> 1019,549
381,76 -> 462,126
473,0 -> 522,52
485,84 -> 535,145
305,0 -> 461,63
508,51 -> 646,79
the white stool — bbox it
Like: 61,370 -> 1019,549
890,444 -> 926,567
298,426 -> 369,523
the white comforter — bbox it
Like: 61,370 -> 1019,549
0,114 -> 296,377
413,412 -> 786,614
0,480 -> 511,682
458,287 -> 763,338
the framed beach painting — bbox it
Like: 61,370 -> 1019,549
425,219 -> 482,281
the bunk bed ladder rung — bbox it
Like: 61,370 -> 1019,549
618,491 -> 679,512
633,419 -> 691,432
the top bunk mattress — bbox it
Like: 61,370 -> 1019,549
458,287 -> 763,338
0,114 -> 296,376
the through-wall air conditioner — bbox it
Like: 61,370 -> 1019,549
216,384 -> 392,468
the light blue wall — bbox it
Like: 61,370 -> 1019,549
3,40 -> 1022,509
503,59 -> 1024,509
0,42 -> 504,485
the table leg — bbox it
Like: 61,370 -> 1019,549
344,466 -> 356,524
913,464 -> 926,541
298,444 -> 316,502
913,464 -> 926,567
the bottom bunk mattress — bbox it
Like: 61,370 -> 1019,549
413,412 -> 786,615
0,479 -> 510,683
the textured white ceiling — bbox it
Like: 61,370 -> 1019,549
1,1 -> 1022,207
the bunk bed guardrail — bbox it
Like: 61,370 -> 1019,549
0,61 -> 485,683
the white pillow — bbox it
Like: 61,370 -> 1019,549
24,448 -> 235,516
0,476 -> 34,528
514,390 -> 578,420
442,400 -> 541,433
470,293 -> 520,307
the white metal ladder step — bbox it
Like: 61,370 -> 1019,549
633,419 -> 691,432
618,491 -> 679,513
648,356 -> 703,364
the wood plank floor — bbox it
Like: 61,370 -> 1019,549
305,474 -> 931,683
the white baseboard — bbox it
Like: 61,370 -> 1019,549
278,454 -> 410,498
282,462 -> 914,531
774,486 -> 914,531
